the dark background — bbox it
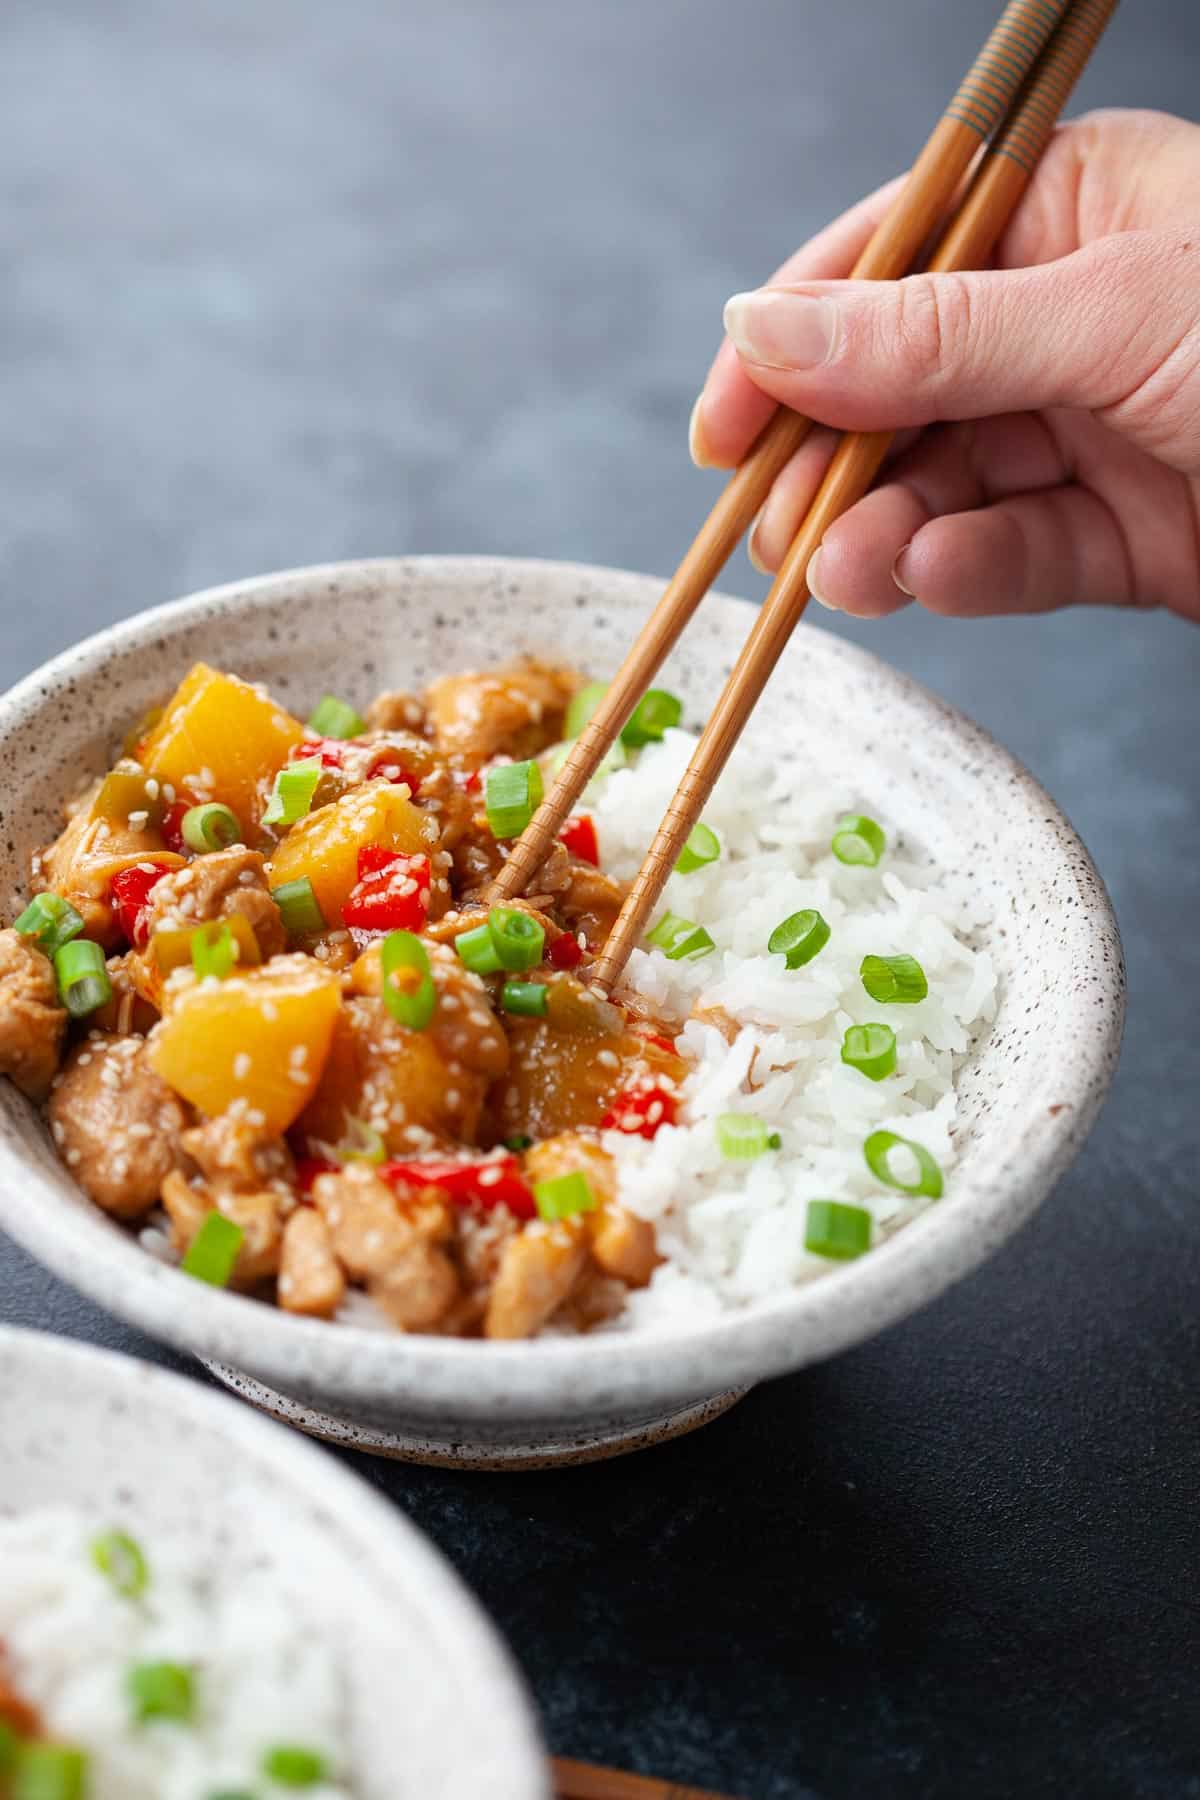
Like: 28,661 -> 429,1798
2,3 -> 1199,1795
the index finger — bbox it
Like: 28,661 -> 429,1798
691,173 -> 907,469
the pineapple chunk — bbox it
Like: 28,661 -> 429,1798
267,779 -> 437,926
140,663 -> 304,824
149,955 -> 340,1131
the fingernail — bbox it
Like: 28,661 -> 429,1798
723,289 -> 839,370
747,505 -> 768,574
688,395 -> 713,468
806,548 -> 838,611
892,546 -> 917,597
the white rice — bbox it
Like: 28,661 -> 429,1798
0,1505 -> 356,1798
583,726 -> 997,1330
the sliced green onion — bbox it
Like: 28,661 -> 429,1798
831,813 -> 886,867
504,1134 -> 533,1152
533,1170 -> 597,1222
181,1212 -> 244,1287
564,680 -> 609,740
261,1746 -> 329,1787
53,940 -> 112,1019
91,1529 -> 148,1599
14,892 -> 85,958
841,1022 -> 897,1081
181,802 -> 243,853
306,694 -> 366,739
334,1117 -> 387,1166
126,1659 -> 195,1723
191,921 -> 237,981
272,877 -> 326,936
675,822 -> 720,875
645,911 -> 715,962
488,907 -> 545,972
805,1199 -> 872,1260
485,760 -> 543,838
767,909 -> 830,969
262,757 -> 323,828
715,1114 -> 781,1159
380,929 -> 437,1031
863,1129 -> 943,1198
13,1744 -> 89,1800
860,952 -> 927,1004
454,922 -> 502,975
620,688 -> 682,747
502,980 -> 548,1017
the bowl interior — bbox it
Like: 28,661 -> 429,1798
0,1325 -> 547,1798
0,557 -> 1124,1417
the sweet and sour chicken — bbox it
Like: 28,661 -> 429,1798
0,660 -> 686,1338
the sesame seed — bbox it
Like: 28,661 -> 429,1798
66,1149 -> 82,1167
278,1273 -> 294,1296
233,1052 -> 252,1080
288,1069 -> 310,1085
51,1120 -> 65,1145
76,1053 -> 92,1068
128,810 -> 149,830
245,1108 -> 267,1128
144,779 -> 160,800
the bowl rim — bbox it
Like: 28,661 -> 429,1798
0,1321 -> 549,1795
0,555 -> 1126,1415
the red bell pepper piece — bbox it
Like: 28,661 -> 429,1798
159,793 -> 197,855
549,930 -> 583,970
381,1155 -> 536,1220
293,736 -> 347,770
110,862 -> 175,948
559,813 -> 599,865
600,1083 -> 678,1139
341,850 -> 432,934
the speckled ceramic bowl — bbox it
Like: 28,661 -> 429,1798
0,558 -> 1124,1466
0,1323 -> 548,1794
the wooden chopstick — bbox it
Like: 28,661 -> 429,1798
552,1756 -> 744,1800
489,0 -> 1074,918
589,0 -> 1116,991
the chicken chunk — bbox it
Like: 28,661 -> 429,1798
278,1207 -> 345,1318
49,1034 -> 187,1218
555,860 -> 625,948
348,937 -> 509,1080
33,810 -> 182,950
142,846 -> 286,959
305,941 -> 508,1154
0,928 -> 67,1102
424,660 -> 577,770
364,690 -> 427,736
180,1114 -> 295,1195
160,1170 -> 284,1286
525,1132 -> 658,1287
92,951 -> 159,1038
312,1166 -> 459,1329
483,1219 -> 589,1339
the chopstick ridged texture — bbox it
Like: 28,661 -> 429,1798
944,0 -> 1072,138
487,0 -> 1074,912
591,0 -> 1116,991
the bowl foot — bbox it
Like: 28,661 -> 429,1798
200,1361 -> 748,1469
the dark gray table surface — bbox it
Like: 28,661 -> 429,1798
2,3 -> 1199,1796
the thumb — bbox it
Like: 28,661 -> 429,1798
722,231 -> 1200,464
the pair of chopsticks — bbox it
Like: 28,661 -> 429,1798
490,0 -> 1117,991
553,1756 -> 742,1800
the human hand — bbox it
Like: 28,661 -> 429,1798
691,109 -> 1200,624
